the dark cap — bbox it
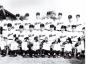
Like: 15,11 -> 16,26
29,25 -> 34,28
36,12 -> 40,16
58,12 -> 62,16
7,23 -> 12,27
76,14 -> 80,17
68,15 -> 72,19
16,14 -> 20,17
24,37 -> 29,40
50,24 -> 55,28
47,11 -> 52,15
25,13 -> 29,17
47,11 -> 55,16
40,23 -> 45,27
19,25 -> 24,29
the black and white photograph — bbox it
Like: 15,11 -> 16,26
0,0 -> 85,64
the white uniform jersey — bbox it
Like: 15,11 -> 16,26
34,23 -> 40,30
34,18 -> 41,24
18,30 -> 27,41
45,23 -> 52,30
27,30 -> 35,43
48,30 -> 58,43
3,29 -> 14,45
0,40 -> 6,50
66,21 -> 73,31
24,22 -> 30,30
10,40 -> 19,50
41,19 -> 47,24
60,31 -> 67,42
23,18 -> 30,23
0,20 -> 6,27
53,19 -> 63,30
42,42 -> 51,50
39,30 -> 47,41
64,43 -> 72,52
32,41 -> 40,51
42,18 -> 53,24
80,40 -> 85,50
77,40 -> 85,52
53,43 -> 61,51
66,31 -> 73,38
21,41 -> 28,50
75,18 -> 85,31
13,20 -> 22,30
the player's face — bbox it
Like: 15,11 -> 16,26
36,15 -> 40,19
50,27 -> 54,31
20,28 -> 24,32
8,27 -> 12,31
76,16 -> 80,21
16,17 -> 20,20
29,27 -> 34,31
61,28 -> 65,31
68,18 -> 72,22
76,16 -> 80,19
58,15 -> 62,19
40,27 -> 44,30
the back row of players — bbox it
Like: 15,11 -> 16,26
0,12 -> 85,58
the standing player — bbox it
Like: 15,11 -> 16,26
3,23 -> 14,47
36,12 -> 41,20
28,24 -> 35,43
66,15 -> 73,31
39,23 -> 47,43
75,37 -> 82,59
54,13 -> 64,31
18,25 -> 27,42
23,13 -> 29,20
16,14 -> 20,20
75,14 -> 84,31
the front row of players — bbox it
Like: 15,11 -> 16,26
0,34 -> 85,59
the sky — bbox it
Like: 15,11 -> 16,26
0,0 -> 86,21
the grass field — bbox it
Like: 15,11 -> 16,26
0,56 -> 85,64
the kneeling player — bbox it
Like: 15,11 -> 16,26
76,37 -> 83,59
9,37 -> 19,57
64,37 -> 73,58
42,37 -> 51,57
31,36 -> 40,57
21,37 -> 29,57
0,37 -> 7,57
52,38 -> 61,58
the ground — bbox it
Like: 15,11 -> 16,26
0,56 -> 85,64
